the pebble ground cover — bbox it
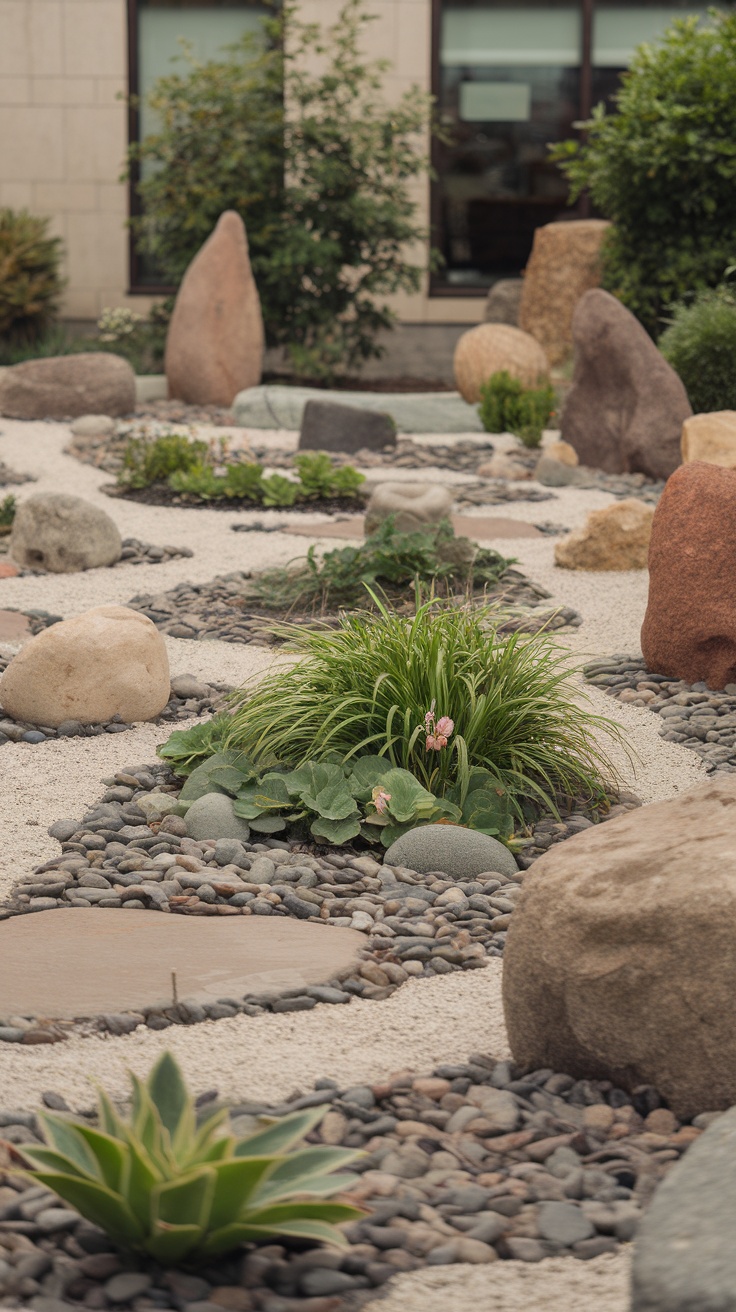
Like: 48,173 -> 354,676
0,413 -> 713,1312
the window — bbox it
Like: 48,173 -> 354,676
127,0 -> 267,291
431,0 -> 709,295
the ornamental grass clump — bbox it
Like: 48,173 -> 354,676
14,1053 -> 362,1265
225,597 -> 623,819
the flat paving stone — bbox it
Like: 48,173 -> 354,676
284,514 -> 542,541
233,384 -> 484,433
0,610 -> 31,642
0,910 -> 365,1019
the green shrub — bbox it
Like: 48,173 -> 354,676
0,495 -> 16,533
478,371 -> 556,447
551,11 -> 736,336
18,1053 -> 361,1264
0,209 -> 64,347
128,0 -> 436,381
249,518 -> 510,612
659,284 -> 736,413
223,597 -> 622,819
121,434 -> 210,490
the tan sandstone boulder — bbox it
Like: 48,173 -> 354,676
476,454 -> 532,481
364,482 -> 454,534
554,499 -> 653,570
641,462 -> 736,688
502,777 -> 736,1119
165,211 -> 264,407
562,290 -> 692,479
453,324 -> 549,405
0,354 -> 135,419
681,411 -> 736,469
10,493 -> 121,573
0,605 -> 170,727
519,219 -> 610,365
547,440 -> 578,466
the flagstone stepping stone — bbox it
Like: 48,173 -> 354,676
0,910 -> 365,1020
233,385 -> 484,434
283,514 -> 541,541
0,610 -> 31,642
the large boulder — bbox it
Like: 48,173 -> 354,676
10,493 -> 121,573
0,605 -> 170,727
561,290 -> 692,479
519,220 -> 610,365
631,1106 -> 736,1312
298,398 -> 396,454
0,354 -> 135,420
165,211 -> 264,407
483,279 -> 523,326
554,499 -> 654,571
681,410 -> 736,469
384,823 -> 518,880
364,482 -> 453,534
502,777 -> 736,1119
453,324 -> 549,405
641,462 -> 736,688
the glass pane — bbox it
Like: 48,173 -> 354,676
436,1 -> 581,289
593,4 -> 710,66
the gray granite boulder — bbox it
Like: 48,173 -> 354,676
185,793 -> 251,842
631,1106 -> 736,1312
299,398 -> 396,453
384,823 -> 518,879
10,493 -> 121,573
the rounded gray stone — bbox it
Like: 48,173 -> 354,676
185,793 -> 251,842
537,1201 -> 595,1245
10,493 -> 122,573
383,824 -> 518,880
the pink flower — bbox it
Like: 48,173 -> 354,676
426,733 -> 438,751
372,786 -> 392,814
435,716 -> 454,738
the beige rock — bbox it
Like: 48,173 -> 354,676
364,482 -> 454,534
681,411 -> 736,468
502,777 -> 736,1119
165,210 -> 264,407
0,353 -> 135,419
547,440 -> 578,466
519,220 -> 611,365
477,454 -> 532,481
0,605 -> 170,727
554,499 -> 653,571
10,493 -> 121,573
453,324 -> 549,405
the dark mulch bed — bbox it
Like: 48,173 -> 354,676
104,484 -> 368,516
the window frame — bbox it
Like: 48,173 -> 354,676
126,0 -> 176,294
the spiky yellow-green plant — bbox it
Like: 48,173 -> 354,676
0,209 -> 64,345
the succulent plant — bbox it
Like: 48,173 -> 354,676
15,1054 -> 363,1264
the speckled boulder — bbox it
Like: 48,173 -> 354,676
384,824 -> 518,880
10,493 -> 121,573
519,219 -> 610,365
554,499 -> 654,571
185,793 -> 251,843
453,324 -> 549,404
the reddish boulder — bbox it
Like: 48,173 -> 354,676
561,290 -> 691,479
641,462 -> 736,688
165,211 -> 264,407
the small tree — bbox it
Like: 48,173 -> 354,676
551,10 -> 736,336
129,0 -> 435,380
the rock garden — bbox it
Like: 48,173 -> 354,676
4,9 -> 736,1311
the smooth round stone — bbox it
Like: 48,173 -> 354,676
384,824 -> 518,880
185,793 -> 251,842
0,910 -> 365,1019
21,730 -> 46,743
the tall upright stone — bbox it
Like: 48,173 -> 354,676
561,289 -> 691,479
165,211 -> 264,407
519,219 -> 610,364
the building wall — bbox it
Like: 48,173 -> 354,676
0,0 -> 481,327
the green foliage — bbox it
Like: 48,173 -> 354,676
94,303 -> 170,374
0,494 -> 16,533
17,1052 -> 362,1263
128,0 -> 437,381
120,437 -> 365,507
156,717 -> 234,777
0,209 -> 64,347
659,282 -> 736,413
224,597 -> 623,819
478,372 -> 556,448
249,518 -> 510,612
551,11 -> 736,335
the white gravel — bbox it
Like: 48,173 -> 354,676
0,416 -> 691,1312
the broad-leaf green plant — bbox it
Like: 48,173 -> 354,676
15,1053 -> 362,1264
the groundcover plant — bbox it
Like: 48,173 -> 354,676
14,1053 -> 362,1264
